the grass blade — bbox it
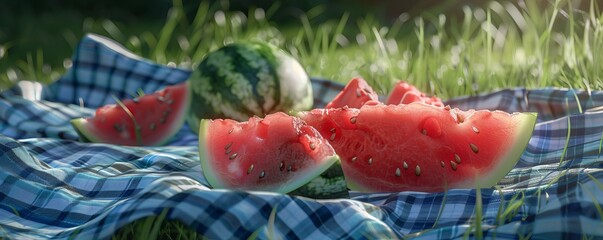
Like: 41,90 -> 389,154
500,191 -> 525,224
585,172 -> 603,196
148,209 -> 170,240
431,186 -> 448,228
579,181 -> 603,221
247,204 -> 280,240
267,204 -> 279,240
153,0 -> 184,63
329,12 -> 349,53
475,187 -> 483,240
495,187 -> 505,226
559,115 -> 571,167
112,95 -> 142,146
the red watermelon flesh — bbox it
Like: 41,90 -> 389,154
199,112 -> 339,193
386,81 -> 444,107
325,77 -> 379,109
299,103 -> 537,192
71,82 -> 190,146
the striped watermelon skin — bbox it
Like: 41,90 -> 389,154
188,42 -> 313,133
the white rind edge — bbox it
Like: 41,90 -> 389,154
199,119 -> 227,189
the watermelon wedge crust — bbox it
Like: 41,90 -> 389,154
71,82 -> 190,146
325,78 -> 442,110
325,77 -> 379,109
386,80 -> 444,107
299,103 -> 537,192
199,112 -> 340,193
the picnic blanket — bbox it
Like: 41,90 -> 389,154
1,33 -> 603,239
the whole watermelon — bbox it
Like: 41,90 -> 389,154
187,42 -> 313,133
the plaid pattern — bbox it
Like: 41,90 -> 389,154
1,34 -> 603,239
44,34 -> 191,109
446,88 -> 603,121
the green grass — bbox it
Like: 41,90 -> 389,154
110,209 -> 204,240
2,0 -> 603,239
3,0 -> 603,97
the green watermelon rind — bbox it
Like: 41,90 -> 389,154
70,83 -> 191,146
71,118 -> 105,143
187,42 -> 313,133
343,112 -> 538,192
198,118 -> 341,194
289,160 -> 350,199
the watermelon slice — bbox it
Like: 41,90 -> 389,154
299,103 -> 537,192
386,80 -> 444,107
71,82 -> 190,146
325,77 -> 379,109
199,112 -> 340,193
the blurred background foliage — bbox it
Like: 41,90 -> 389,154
1,0 -> 536,67
0,0 -> 601,95
0,0 -> 490,67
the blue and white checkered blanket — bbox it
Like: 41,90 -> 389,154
1,34 -> 603,239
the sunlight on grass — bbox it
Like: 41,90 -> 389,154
2,0 -> 603,96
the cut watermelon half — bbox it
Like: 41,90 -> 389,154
299,103 -> 537,192
187,41 -> 313,132
71,82 -> 190,146
199,112 -> 340,193
325,77 -> 379,109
